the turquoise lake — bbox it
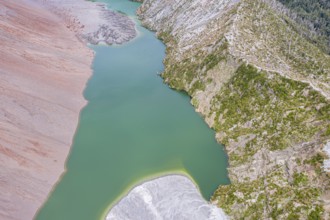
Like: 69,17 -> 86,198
35,1 -> 229,219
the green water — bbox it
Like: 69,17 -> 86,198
36,1 -> 229,220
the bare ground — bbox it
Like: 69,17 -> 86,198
0,0 -> 93,219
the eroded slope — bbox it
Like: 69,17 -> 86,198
0,0 -> 136,219
0,0 -> 93,219
138,0 -> 330,218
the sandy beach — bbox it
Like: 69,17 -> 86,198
0,0 -> 135,219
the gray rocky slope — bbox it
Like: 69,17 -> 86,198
37,0 -> 137,45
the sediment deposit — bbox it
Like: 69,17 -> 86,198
107,175 -> 228,220
0,0 -> 136,219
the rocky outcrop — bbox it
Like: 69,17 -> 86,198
106,175 -> 228,220
138,0 -> 330,219
37,0 -> 137,45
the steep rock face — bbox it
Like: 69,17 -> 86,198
107,175 -> 228,220
138,0 -> 330,219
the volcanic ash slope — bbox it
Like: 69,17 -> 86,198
0,0 -> 136,219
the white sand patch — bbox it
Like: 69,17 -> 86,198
323,142 -> 330,172
106,175 -> 229,220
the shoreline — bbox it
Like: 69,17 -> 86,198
137,0 -> 330,218
95,2 -> 228,219
0,0 -> 136,219
33,1 -> 142,218
33,0 -> 139,218
96,2 -> 225,218
0,1 -> 93,219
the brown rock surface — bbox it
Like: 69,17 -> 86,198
0,0 -> 93,219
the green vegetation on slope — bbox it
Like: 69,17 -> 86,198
277,0 -> 330,53
212,167 -> 326,219
160,33 -> 330,216
158,23 -> 330,220
211,64 -> 330,165
140,0 -> 330,218
210,64 -> 330,219
233,0 -> 330,86
161,39 -> 228,94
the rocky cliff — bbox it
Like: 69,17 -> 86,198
137,0 -> 330,219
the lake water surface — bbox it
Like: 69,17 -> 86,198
36,1 -> 229,219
